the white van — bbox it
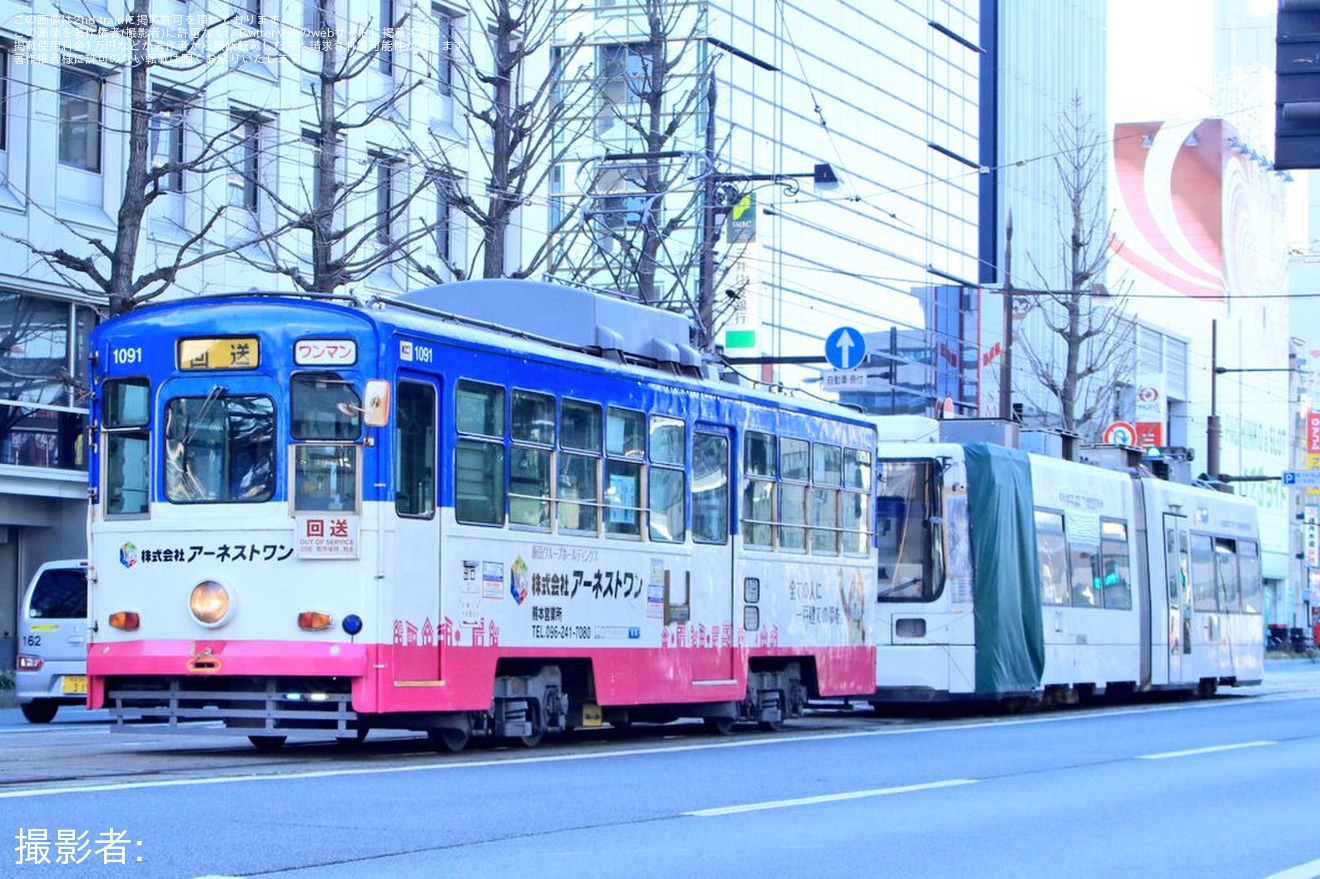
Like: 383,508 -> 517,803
16,559 -> 89,723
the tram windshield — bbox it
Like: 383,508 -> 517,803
164,391 -> 276,503
876,459 -> 943,602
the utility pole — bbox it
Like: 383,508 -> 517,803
1207,318 -> 1221,480
998,211 -> 1014,421
696,74 -> 718,349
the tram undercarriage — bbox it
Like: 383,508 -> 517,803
101,661 -> 813,751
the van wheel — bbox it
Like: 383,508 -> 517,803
21,700 -> 58,724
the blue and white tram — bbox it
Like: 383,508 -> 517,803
870,439 -> 1264,703
85,280 -> 881,749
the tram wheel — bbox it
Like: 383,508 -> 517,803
429,727 -> 470,753
758,718 -> 784,733
703,716 -> 735,736
248,735 -> 287,752
518,731 -> 543,748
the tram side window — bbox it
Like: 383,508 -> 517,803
103,377 -> 151,516
692,430 -> 728,544
779,437 -> 809,551
1238,540 -> 1263,613
394,381 -> 435,517
742,431 -> 775,547
841,449 -> 872,556
1066,513 -> 1102,607
558,399 -> 601,533
1214,539 -> 1241,612
1100,519 -> 1132,610
455,380 -> 505,525
1035,511 -> 1070,606
810,443 -> 841,555
604,407 -> 644,536
164,393 -> 275,503
877,460 -> 938,601
648,415 -> 685,542
290,372 -> 360,440
510,390 -> 554,529
1190,535 -> 1218,611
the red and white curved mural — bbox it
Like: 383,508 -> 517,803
1110,118 -> 1288,301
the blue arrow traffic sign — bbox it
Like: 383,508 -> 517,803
825,326 -> 866,370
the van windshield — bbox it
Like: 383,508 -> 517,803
29,569 -> 87,618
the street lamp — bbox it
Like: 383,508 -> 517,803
1206,318 -> 1299,483
696,159 -> 837,348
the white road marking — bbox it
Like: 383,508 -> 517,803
683,779 -> 978,817
1261,858 -> 1320,879
1137,740 -> 1276,760
0,690 -> 1306,800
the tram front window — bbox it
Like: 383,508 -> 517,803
164,393 -> 275,503
876,460 -> 941,602
294,444 -> 359,512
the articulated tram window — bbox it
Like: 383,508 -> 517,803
558,399 -> 601,533
605,407 -> 644,536
455,381 -> 505,525
742,431 -> 775,548
1035,511 -> 1070,606
779,438 -> 809,551
1239,540 -> 1262,613
692,431 -> 727,544
1190,535 -> 1218,611
648,416 -> 686,542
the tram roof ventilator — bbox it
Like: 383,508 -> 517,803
391,279 -> 704,376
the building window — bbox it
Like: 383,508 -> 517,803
151,97 -> 185,192
433,5 -> 458,94
0,292 -> 94,470
0,46 -> 9,152
379,0 -> 396,74
241,0 -> 261,28
304,0 -> 329,49
228,115 -> 260,210
59,67 -> 102,172
374,153 -> 402,243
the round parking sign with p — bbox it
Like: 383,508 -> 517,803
1103,421 -> 1137,446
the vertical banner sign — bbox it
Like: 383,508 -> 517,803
1307,412 -> 1320,454
1134,381 -> 1165,447
1306,505 -> 1320,569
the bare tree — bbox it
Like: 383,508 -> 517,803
550,0 -> 712,307
1014,94 -> 1134,438
232,0 -> 441,293
10,1 -> 242,316
418,0 -> 592,281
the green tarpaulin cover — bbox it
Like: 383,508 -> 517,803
964,443 -> 1046,695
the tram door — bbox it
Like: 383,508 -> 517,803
390,376 -> 442,683
689,427 -> 735,681
1163,512 -> 1192,683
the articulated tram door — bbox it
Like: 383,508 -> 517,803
689,427 -> 735,682
391,374 -> 443,684
1163,512 -> 1192,682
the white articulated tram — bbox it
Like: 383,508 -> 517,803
869,438 -> 1264,703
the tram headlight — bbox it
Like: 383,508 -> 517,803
189,580 -> 232,627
